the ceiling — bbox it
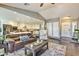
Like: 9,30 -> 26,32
39,3 -> 79,19
1,3 -> 79,20
3,3 -> 55,12
0,7 -> 44,25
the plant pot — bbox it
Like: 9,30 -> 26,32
78,39 -> 79,42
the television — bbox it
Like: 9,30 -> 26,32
13,26 -> 17,30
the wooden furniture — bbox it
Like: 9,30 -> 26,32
4,38 -> 36,53
25,40 -> 48,56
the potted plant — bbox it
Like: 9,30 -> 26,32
74,29 -> 79,42
0,35 -> 5,56
0,35 -> 6,44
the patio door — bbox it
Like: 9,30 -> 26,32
47,23 -> 53,38
61,20 -> 72,38
52,22 -> 60,38
47,22 -> 60,38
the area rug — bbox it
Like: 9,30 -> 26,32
5,43 -> 66,56
5,48 -> 25,56
41,43 -> 66,56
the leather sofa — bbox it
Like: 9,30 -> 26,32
5,37 -> 36,53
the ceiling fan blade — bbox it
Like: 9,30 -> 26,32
40,3 -> 43,7
24,3 -> 30,5
51,3 -> 55,4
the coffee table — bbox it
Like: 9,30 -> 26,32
25,40 -> 48,56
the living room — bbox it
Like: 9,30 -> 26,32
0,3 -> 79,56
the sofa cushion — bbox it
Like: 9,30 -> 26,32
20,35 -> 29,42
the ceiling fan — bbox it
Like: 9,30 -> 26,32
24,3 -> 55,7
40,3 -> 55,7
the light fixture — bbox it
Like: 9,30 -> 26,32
40,3 -> 55,7
62,16 -> 71,19
24,3 -> 30,6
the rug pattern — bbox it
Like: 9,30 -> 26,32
5,43 -> 66,56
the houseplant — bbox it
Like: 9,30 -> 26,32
0,35 -> 5,44
74,29 -> 79,42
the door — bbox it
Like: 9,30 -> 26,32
47,23 -> 53,38
61,20 -> 72,38
71,21 -> 77,37
52,22 -> 60,38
